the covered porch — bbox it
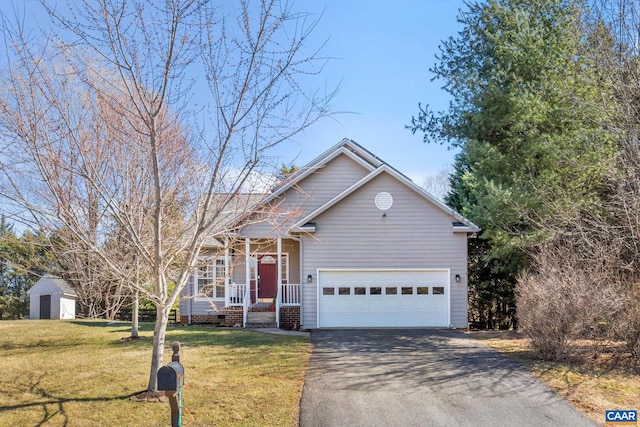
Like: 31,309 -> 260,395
223,237 -> 301,329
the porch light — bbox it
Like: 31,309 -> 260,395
307,274 -> 313,283
455,274 -> 461,283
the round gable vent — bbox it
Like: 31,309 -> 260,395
375,192 -> 393,211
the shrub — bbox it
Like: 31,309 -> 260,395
516,245 -> 624,361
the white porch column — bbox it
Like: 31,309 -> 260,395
224,242 -> 230,307
276,238 -> 282,327
245,238 -> 250,299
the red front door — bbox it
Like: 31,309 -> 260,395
258,255 -> 278,299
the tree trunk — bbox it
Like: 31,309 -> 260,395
147,304 -> 169,391
131,290 -> 139,338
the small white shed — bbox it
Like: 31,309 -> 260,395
27,275 -> 78,320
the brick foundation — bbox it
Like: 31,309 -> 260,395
279,306 -> 301,330
223,307 -> 244,327
188,314 -> 225,325
180,305 -> 300,328
249,305 -> 276,312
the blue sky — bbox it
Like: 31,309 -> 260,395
1,0 -> 467,185
279,0 -> 467,185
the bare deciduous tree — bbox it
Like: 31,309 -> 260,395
420,166 -> 452,202
0,0 -> 333,391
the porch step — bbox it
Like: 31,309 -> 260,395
246,311 -> 277,328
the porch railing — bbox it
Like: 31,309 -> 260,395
226,283 -> 248,307
281,283 -> 301,306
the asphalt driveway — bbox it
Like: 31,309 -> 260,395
299,329 -> 596,427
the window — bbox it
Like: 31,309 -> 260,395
401,287 -> 413,295
197,261 -> 213,297
354,287 -> 366,295
215,259 -> 225,298
339,287 -> 350,295
195,257 -> 227,298
417,287 -> 429,295
433,286 -> 445,295
370,287 -> 382,295
323,287 -> 335,295
385,287 -> 397,295
281,255 -> 288,284
248,257 -> 258,281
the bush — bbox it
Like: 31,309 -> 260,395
516,245 -> 624,361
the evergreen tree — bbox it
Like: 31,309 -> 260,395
0,218 -> 55,319
410,0 -> 616,327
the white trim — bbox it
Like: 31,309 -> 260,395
292,165 -> 479,232
293,224 -> 316,233
452,225 -> 474,233
236,140 -> 378,222
224,245 -> 230,307
374,191 -> 393,211
276,238 -> 282,327
300,237 -> 304,329
245,238 -> 251,300
193,255 -> 227,301
260,255 -> 277,264
316,268 -> 321,328
254,252 -> 290,285
316,268 -> 451,328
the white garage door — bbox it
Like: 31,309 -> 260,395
317,269 -> 450,328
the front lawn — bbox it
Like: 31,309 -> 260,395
469,331 -> 640,426
0,320 -> 310,426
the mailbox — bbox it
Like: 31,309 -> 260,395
157,361 -> 184,391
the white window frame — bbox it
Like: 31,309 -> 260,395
281,254 -> 289,284
249,256 -> 258,281
252,253 -> 289,283
194,256 -> 227,300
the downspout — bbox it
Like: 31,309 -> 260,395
188,274 -> 192,324
224,242 -> 230,308
276,238 -> 282,328
299,236 -> 304,330
244,238 -> 250,327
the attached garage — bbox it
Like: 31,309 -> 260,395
317,269 -> 450,328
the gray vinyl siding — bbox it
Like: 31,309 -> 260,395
240,153 -> 370,238
301,172 -> 469,328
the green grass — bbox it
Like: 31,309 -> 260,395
0,320 -> 310,426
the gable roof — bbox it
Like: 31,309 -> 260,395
27,274 -> 78,297
262,139 -> 377,205
289,163 -> 480,233
256,138 -> 479,234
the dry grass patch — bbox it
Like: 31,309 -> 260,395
0,320 -> 310,426
468,330 -> 640,426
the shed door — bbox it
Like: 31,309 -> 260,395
40,295 -> 51,319
318,269 -> 450,328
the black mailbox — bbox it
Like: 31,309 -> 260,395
157,361 -> 184,391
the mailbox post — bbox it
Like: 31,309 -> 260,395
157,342 -> 184,427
